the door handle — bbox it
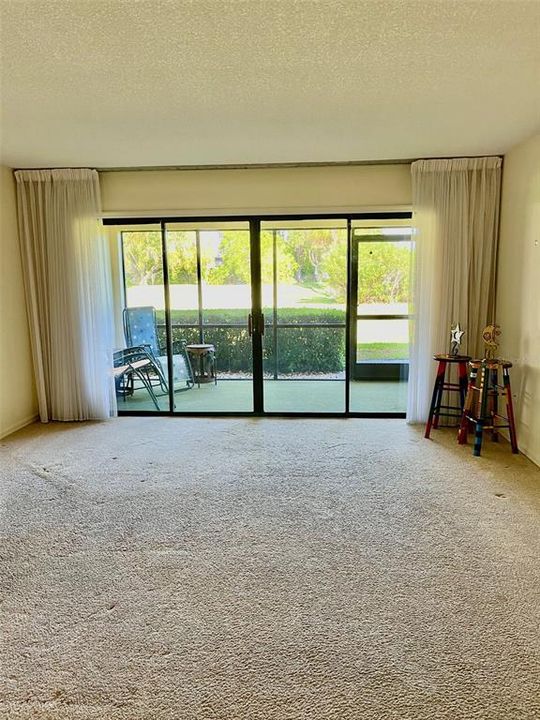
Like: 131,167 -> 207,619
248,312 -> 265,336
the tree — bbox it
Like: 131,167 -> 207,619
122,230 -> 237,287
166,231 -> 197,284
207,230 -> 297,285
166,231 -> 217,284
283,228 -> 344,284
321,239 -> 411,303
122,232 -> 163,287
356,242 -> 411,304
320,235 -> 347,298
121,229 -> 411,305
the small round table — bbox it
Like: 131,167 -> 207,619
186,344 -> 217,388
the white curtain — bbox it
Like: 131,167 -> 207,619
15,169 -> 117,422
407,157 -> 502,423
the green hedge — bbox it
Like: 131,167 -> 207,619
156,308 -> 345,374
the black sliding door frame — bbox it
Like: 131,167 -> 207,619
105,211 -> 411,418
160,220 -> 175,413
249,219 -> 264,414
350,230 -> 412,387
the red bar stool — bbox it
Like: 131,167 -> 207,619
424,354 -> 471,439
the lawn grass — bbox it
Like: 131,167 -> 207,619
357,343 -> 409,361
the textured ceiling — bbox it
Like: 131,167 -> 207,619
1,0 -> 539,168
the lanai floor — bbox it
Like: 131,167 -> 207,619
116,379 -> 408,414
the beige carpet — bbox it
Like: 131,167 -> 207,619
1,418 -> 539,720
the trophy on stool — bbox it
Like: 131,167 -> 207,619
458,324 -> 518,456
424,323 -> 470,439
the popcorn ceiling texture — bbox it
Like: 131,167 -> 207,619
1,1 -> 539,167
1,417 -> 539,719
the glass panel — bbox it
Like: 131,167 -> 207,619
349,226 -> 412,414
115,225 -> 169,413
351,318 -> 409,412
261,221 -> 347,413
357,237 -> 412,317
349,377 -> 408,413
356,318 -> 409,363
164,229 -> 200,403
166,223 -> 253,413
264,327 -> 345,379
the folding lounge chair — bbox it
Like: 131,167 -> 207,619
123,306 -> 194,394
113,346 -> 162,410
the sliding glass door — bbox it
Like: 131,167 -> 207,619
111,221 -> 254,413
107,212 -> 412,417
349,224 -> 413,413
260,220 -> 347,413
114,224 -> 169,413
165,222 -> 254,412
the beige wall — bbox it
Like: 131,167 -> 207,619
497,132 -> 540,466
0,165 -> 37,437
100,164 -> 411,215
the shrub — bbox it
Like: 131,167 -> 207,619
156,308 -> 346,375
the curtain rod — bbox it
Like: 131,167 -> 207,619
96,159 -> 414,172
13,154 -> 503,173
96,154 -> 502,172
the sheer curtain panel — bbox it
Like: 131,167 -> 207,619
16,169 -> 116,422
407,157 -> 502,423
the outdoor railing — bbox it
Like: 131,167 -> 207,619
157,320 -> 347,379
156,319 -> 409,380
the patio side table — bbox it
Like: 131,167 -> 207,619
186,344 -> 217,388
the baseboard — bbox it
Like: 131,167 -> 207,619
0,413 -> 39,440
495,428 -> 539,469
521,447 -> 540,469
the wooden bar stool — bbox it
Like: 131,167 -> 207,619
425,354 -> 471,439
458,359 -> 518,456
